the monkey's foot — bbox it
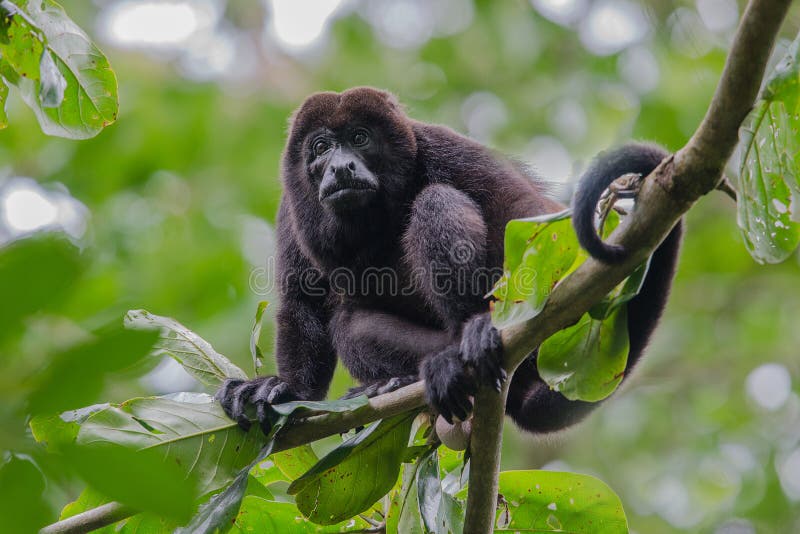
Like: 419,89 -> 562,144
460,313 -> 506,392
342,375 -> 418,399
216,376 -> 298,434
422,345 -> 477,424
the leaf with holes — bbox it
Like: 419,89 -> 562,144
735,33 -> 800,263
125,309 -> 248,387
0,0 -> 117,138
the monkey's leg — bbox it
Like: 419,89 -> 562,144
508,222 -> 683,433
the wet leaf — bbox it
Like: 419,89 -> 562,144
735,33 -> 800,263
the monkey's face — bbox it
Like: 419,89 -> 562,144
285,87 -> 418,217
307,127 -> 380,213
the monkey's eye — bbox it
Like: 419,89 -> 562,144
312,139 -> 331,156
351,129 -> 369,147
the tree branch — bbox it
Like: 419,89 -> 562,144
40,1 -> 792,533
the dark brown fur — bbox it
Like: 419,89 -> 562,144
216,87 -> 681,434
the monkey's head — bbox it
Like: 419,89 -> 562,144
283,87 -> 418,216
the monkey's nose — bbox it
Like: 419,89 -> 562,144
333,161 -> 356,180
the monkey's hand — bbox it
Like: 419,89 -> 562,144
422,345 -> 478,424
459,313 -> 506,392
341,375 -> 418,399
216,376 -> 299,434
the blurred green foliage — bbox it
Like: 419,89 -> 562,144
2,0 -> 800,532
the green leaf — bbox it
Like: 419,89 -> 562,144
537,306 -> 629,402
417,450 -> 464,534
386,462 -> 426,534
0,0 -> 118,138
289,412 -> 417,525
495,470 -> 628,533
735,33 -> 800,264
272,444 -> 318,480
0,236 -> 84,346
26,324 -> 159,414
0,455 -> 51,533
490,210 -> 579,329
0,74 -> 8,128
65,442 -> 198,523
76,393 -> 264,495
125,309 -> 248,387
30,403 -> 109,452
250,301 -> 268,375
233,496 -> 373,533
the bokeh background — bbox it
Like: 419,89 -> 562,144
2,0 -> 800,532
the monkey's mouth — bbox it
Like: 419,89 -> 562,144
320,180 -> 378,210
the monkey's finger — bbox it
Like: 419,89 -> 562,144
215,379 -> 244,419
231,382 -> 259,432
266,381 -> 291,404
255,401 -> 273,435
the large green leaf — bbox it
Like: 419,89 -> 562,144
490,210 -> 579,329
26,324 -> 159,414
65,442 -> 197,523
76,393 -> 263,495
495,470 -> 628,533
735,33 -> 800,263
30,403 -> 109,453
0,236 -> 84,346
125,309 -> 248,387
0,0 -> 118,138
0,455 -> 51,533
537,306 -> 629,402
289,412 -> 417,525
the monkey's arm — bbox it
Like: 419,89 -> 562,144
217,203 -> 336,432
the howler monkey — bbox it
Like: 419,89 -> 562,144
217,87 -> 682,434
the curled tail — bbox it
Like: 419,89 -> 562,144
572,143 -> 669,263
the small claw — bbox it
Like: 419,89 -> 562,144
256,402 -> 272,435
494,379 -> 502,393
266,382 -> 285,404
